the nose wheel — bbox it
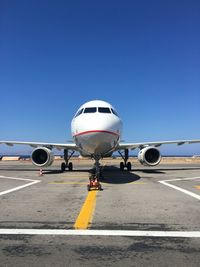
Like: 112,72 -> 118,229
87,156 -> 103,191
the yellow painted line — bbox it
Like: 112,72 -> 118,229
100,182 -> 146,185
195,186 -> 200,189
49,181 -> 146,186
129,181 -> 146,185
74,190 -> 97,230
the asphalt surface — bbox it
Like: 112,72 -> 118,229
0,159 -> 200,267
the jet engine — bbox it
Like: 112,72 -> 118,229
31,147 -> 54,167
138,146 -> 161,166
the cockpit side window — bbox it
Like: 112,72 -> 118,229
84,107 -> 97,113
75,108 -> 83,118
111,108 -> 119,117
98,107 -> 111,113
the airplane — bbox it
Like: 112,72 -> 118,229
1,100 -> 200,190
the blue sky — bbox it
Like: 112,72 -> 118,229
1,0 -> 200,155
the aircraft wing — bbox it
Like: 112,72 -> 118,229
117,139 -> 200,150
0,141 -> 79,151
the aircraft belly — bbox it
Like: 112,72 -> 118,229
75,132 -> 118,156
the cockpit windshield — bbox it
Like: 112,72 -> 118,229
98,107 -> 111,113
74,108 -> 83,118
111,108 -> 119,117
75,106 -> 119,116
84,107 -> 97,113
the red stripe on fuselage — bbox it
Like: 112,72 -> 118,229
73,130 -> 119,137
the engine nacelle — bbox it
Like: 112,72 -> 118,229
138,146 -> 161,166
31,147 -> 54,167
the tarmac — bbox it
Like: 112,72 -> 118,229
0,158 -> 200,267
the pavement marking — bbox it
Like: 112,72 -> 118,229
0,229 -> 200,238
74,190 -> 97,229
159,177 -> 200,200
0,175 -> 41,196
129,181 -> 146,185
49,181 -> 145,186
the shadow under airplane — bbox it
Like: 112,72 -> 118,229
98,165 -> 141,184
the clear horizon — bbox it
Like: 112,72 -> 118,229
1,1 -> 200,155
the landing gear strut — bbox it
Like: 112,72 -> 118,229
87,156 -> 103,191
61,149 -> 75,172
118,149 -> 132,171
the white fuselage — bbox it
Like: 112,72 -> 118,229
71,100 -> 122,157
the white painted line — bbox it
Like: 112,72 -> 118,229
0,175 -> 40,182
0,229 -> 200,238
0,176 -> 41,196
159,177 -> 200,200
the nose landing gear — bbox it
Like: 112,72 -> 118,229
87,156 -> 103,191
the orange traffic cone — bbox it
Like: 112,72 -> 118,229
39,169 -> 43,176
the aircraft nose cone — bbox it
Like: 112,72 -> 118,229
91,115 -> 121,133
71,111 -> 122,138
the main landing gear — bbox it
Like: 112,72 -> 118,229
61,149 -> 75,172
87,156 -> 103,191
118,149 -> 132,171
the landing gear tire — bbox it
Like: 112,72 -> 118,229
127,161 -> 132,171
120,162 -> 125,171
68,162 -> 73,171
61,162 -> 66,172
